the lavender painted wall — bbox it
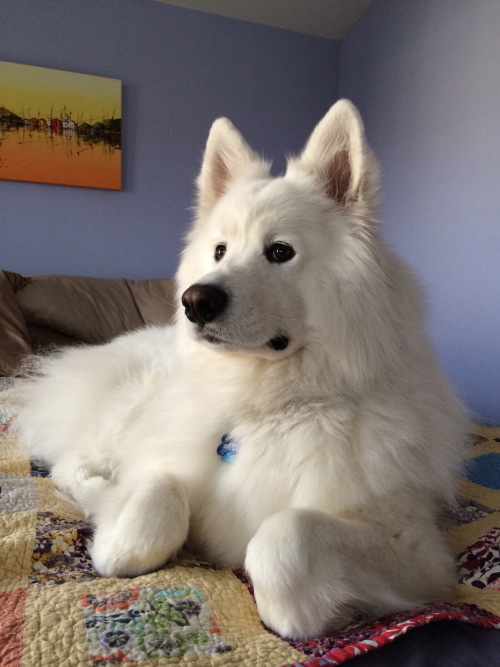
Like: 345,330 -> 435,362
0,0 -> 338,279
1,0 -> 497,422
340,0 -> 500,422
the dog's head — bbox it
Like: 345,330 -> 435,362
176,100 -> 398,374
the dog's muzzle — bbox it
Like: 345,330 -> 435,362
181,284 -> 228,326
181,283 -> 290,352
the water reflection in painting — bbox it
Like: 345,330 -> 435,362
0,61 -> 121,190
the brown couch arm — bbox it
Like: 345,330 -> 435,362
0,271 -> 177,375
0,270 -> 32,375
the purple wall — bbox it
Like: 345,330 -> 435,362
340,0 -> 500,422
1,0 -> 498,422
0,0 -> 338,279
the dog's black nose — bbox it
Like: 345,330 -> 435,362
181,284 -> 228,326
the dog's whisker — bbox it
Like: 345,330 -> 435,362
152,292 -> 179,309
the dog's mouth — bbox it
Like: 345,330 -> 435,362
200,331 -> 290,353
201,333 -> 228,346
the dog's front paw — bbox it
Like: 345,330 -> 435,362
88,471 -> 190,578
71,476 -> 110,518
88,531 -> 171,578
246,559 -> 331,640
245,509 -> 349,640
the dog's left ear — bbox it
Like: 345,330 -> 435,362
290,100 -> 379,216
197,118 -> 270,218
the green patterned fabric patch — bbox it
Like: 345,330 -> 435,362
81,585 -> 232,663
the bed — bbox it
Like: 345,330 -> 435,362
1,270 -> 499,666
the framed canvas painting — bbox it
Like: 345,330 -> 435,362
0,61 -> 121,190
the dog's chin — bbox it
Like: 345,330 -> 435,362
194,329 -> 292,358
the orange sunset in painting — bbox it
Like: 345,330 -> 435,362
0,61 -> 121,190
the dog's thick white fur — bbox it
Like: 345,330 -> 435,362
14,100 -> 465,640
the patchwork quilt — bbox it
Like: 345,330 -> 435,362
1,377 -> 499,666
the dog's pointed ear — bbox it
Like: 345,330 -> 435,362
196,118 -> 269,218
291,100 -> 379,214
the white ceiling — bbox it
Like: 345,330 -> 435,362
153,0 -> 373,40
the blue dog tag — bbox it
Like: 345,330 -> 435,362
217,433 -> 239,462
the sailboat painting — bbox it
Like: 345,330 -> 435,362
0,61 -> 121,190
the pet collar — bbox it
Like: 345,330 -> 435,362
217,433 -> 239,462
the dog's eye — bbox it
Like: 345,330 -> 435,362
214,244 -> 226,262
266,242 -> 295,264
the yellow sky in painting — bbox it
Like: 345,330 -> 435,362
0,60 -> 121,122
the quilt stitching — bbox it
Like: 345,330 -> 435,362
81,585 -> 232,663
0,473 -> 37,514
0,589 -> 28,667
1,388 -> 500,667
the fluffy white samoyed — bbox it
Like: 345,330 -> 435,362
14,100 -> 466,640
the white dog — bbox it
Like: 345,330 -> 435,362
14,100 -> 465,640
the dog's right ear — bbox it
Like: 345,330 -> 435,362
196,118 -> 269,218
288,100 -> 380,222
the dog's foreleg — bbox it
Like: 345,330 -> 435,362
245,507 -> 455,640
51,455 -> 114,514
87,469 -> 190,578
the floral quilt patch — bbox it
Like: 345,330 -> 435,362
30,459 -> 51,477
453,497 -> 495,526
81,585 -> 232,663
458,527 -> 500,590
30,512 -> 96,585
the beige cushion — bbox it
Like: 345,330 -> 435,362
125,278 -> 177,327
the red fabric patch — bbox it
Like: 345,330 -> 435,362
281,603 -> 500,666
0,589 -> 28,667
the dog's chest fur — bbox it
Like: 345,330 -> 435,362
180,385 -> 363,568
